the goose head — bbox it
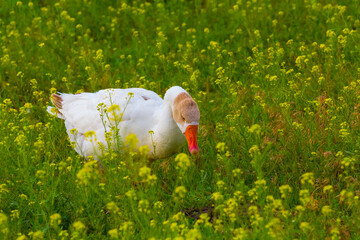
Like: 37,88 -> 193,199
165,87 -> 200,155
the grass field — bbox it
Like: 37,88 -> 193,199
1,0 -> 360,239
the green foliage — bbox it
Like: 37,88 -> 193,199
1,0 -> 360,239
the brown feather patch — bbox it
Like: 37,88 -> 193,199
173,92 -> 200,123
142,96 -> 150,101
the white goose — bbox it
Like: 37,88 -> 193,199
47,86 -> 200,159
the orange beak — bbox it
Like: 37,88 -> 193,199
184,125 -> 199,155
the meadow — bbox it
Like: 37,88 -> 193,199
1,0 -> 360,239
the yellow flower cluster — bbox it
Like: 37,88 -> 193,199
175,153 -> 191,171
50,213 -> 61,227
174,186 -> 187,201
76,160 -> 100,186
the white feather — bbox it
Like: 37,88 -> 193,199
49,87 -> 188,159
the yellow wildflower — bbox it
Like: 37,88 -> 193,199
248,124 -> 261,134
31,231 -> 44,240
321,205 -> 332,216
108,229 -> 118,239
84,131 -> 96,139
106,202 -> 120,215
300,172 -> 314,186
0,184 -> 9,193
175,153 -> 191,171
174,186 -> 187,199
299,189 -> 310,205
138,200 -> 150,213
216,180 -> 225,190
211,192 -> 224,202
232,168 -> 242,178
125,133 -> 139,150
265,218 -> 282,238
16,234 -> 28,240
185,228 -> 202,240
139,145 -> 149,156
279,185 -> 292,199
107,104 -> 120,113
323,185 -> 333,194
249,145 -> 260,157
76,160 -> 99,186
120,221 -> 134,233
50,213 -> 61,226
216,142 -> 226,153
59,230 -> 69,239
73,221 -> 86,232
0,213 -> 9,235
300,222 -> 312,233
139,166 -> 151,178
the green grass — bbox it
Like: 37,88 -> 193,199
1,0 -> 360,239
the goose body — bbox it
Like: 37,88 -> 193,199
47,86 -> 200,159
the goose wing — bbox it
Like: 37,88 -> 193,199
48,88 -> 163,134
